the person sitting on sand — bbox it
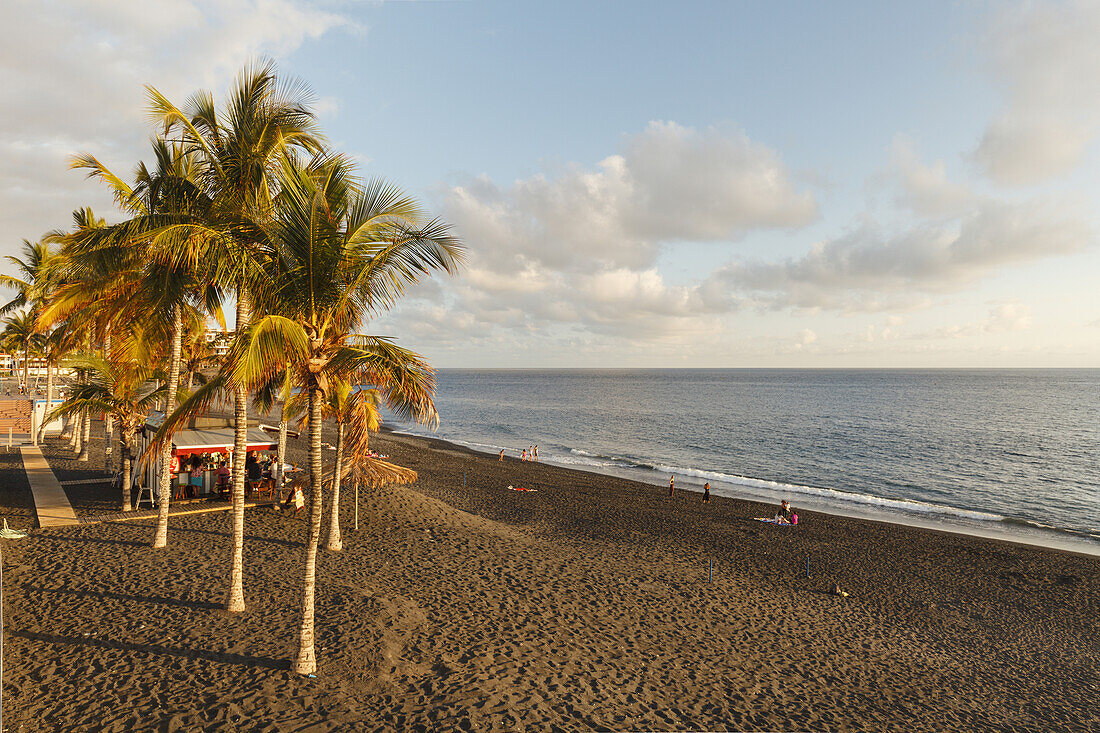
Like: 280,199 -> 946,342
777,500 -> 792,522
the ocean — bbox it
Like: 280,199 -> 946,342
388,369 -> 1100,555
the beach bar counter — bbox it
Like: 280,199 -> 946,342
138,411 -> 279,501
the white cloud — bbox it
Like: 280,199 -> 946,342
0,0 -> 348,250
983,301 -> 1033,332
891,136 -> 975,217
712,198 -> 1090,311
974,0 -> 1100,184
443,121 -> 816,274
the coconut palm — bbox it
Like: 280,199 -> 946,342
181,320 -> 218,392
49,352 -> 165,510
1,310 -> 44,393
0,239 -> 54,317
222,152 -> 461,675
67,139 -> 227,548
143,60 -> 324,610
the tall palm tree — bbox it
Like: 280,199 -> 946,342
145,60 -> 324,609
225,152 -> 461,675
49,352 -> 165,510
40,208 -> 112,459
68,139 -> 226,548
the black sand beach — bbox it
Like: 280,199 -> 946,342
0,428 -> 1095,731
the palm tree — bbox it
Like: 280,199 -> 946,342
68,139 -> 227,548
1,310 -> 43,393
0,239 -> 54,317
224,152 -> 461,675
0,239 -> 58,411
49,352 -> 165,510
145,60 -> 324,610
181,320 -> 218,392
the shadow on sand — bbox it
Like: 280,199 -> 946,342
11,629 -> 289,670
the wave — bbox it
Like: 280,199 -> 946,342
390,427 -> 1097,546
561,446 -> 1008,524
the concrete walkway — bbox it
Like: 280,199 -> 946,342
21,446 -> 79,527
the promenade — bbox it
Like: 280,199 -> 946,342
20,445 -> 79,527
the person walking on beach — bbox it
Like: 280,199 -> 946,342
668,475 -> 675,498
703,482 -> 710,504
499,449 -> 504,462
533,445 -> 539,461
521,448 -> 527,461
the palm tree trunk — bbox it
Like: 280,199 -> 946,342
326,421 -> 344,551
78,407 -> 90,461
277,414 -> 288,491
104,330 -> 113,473
22,344 -> 29,394
37,358 -> 53,444
226,292 -> 250,613
294,386 -> 325,675
186,369 -> 195,392
153,303 -> 183,549
121,428 -> 134,512
73,409 -> 83,454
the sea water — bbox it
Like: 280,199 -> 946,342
387,369 -> 1100,555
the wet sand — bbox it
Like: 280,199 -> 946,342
0,429 -> 1095,731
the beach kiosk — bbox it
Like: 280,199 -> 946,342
138,411 -> 279,503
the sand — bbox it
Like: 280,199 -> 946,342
0,427 -> 1095,731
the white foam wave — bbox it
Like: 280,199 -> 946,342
653,462 -> 1004,522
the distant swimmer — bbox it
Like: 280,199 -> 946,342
499,449 -> 504,461
668,475 -> 675,498
703,482 -> 710,504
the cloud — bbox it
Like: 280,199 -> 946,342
983,301 -> 1033,332
443,121 -> 816,274
891,136 -> 975,217
711,197 -> 1090,311
0,0 -> 348,249
974,0 -> 1100,184
910,301 -> 1033,341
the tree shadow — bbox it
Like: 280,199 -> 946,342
10,629 -> 289,670
23,585 -> 221,611
36,534 -> 146,547
167,524 -> 303,548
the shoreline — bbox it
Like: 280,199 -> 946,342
383,426 -> 1100,558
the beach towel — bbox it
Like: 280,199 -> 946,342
753,517 -> 793,526
507,485 -> 538,492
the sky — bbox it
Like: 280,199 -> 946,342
2,0 -> 1099,367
